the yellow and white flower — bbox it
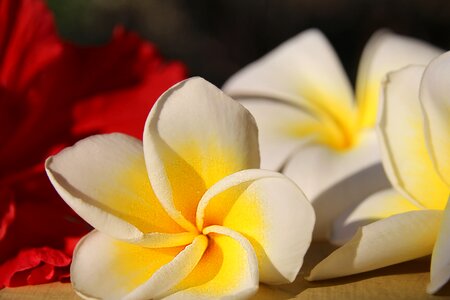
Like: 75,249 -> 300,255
45,78 -> 315,299
308,52 -> 450,294
223,29 -> 441,240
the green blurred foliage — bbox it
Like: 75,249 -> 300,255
46,0 -> 123,45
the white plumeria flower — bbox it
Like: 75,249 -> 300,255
308,52 -> 450,294
223,29 -> 442,240
45,78 -> 315,300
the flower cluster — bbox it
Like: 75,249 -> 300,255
1,0 -> 448,298
223,29 -> 442,240
309,52 -> 450,294
223,29 -> 449,295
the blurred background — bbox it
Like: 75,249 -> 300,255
46,0 -> 450,86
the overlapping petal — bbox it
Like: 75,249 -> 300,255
196,169 -> 315,284
223,29 -> 357,150
45,77 -> 315,299
420,52 -> 450,186
71,231 -> 207,300
223,29 -> 354,110
311,51 -> 450,294
379,66 -> 449,209
283,130 -> 384,240
45,133 -> 194,247
356,30 -> 442,128
309,210 -> 443,280
143,77 -> 260,230
332,189 -> 420,245
124,236 -> 207,300
238,99 -> 319,171
165,226 -> 259,300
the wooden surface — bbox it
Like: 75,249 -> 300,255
1,243 -> 449,300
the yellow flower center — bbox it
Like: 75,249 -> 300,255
286,99 -> 361,151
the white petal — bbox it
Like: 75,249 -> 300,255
125,236 -> 208,300
165,226 -> 259,300
420,51 -> 450,186
332,189 -> 420,245
223,29 -> 354,110
72,231 -> 207,300
45,134 -> 194,247
143,77 -> 259,231
379,66 -> 449,209
283,129 -> 387,240
428,198 -> 450,294
197,169 -> 315,284
356,30 -> 442,128
223,29 -> 358,149
239,99 -> 320,170
308,210 -> 443,281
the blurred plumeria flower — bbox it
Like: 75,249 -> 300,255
223,29 -> 442,240
308,51 -> 450,294
46,78 -> 315,299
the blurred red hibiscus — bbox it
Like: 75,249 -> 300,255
0,0 -> 186,288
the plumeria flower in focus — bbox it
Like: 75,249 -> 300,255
46,78 -> 315,299
308,51 -> 450,294
223,29 -> 442,240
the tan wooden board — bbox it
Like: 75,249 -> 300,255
1,243 -> 449,299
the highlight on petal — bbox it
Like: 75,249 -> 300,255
45,133 -> 194,247
420,51 -> 450,186
166,226 -> 259,300
308,210 -> 443,281
197,169 -> 315,284
71,231 -> 207,300
428,198 -> 450,294
379,66 -> 449,210
239,99 -> 319,171
223,29 -> 354,111
332,189 -> 420,245
223,29 -> 357,150
143,77 -> 260,230
283,130 -> 386,240
356,30 -> 442,128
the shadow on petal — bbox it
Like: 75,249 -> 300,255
332,218 -> 378,246
244,235 -> 285,284
311,163 -> 391,240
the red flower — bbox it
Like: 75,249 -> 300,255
0,0 -> 186,288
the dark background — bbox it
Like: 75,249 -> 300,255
46,0 -> 450,87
